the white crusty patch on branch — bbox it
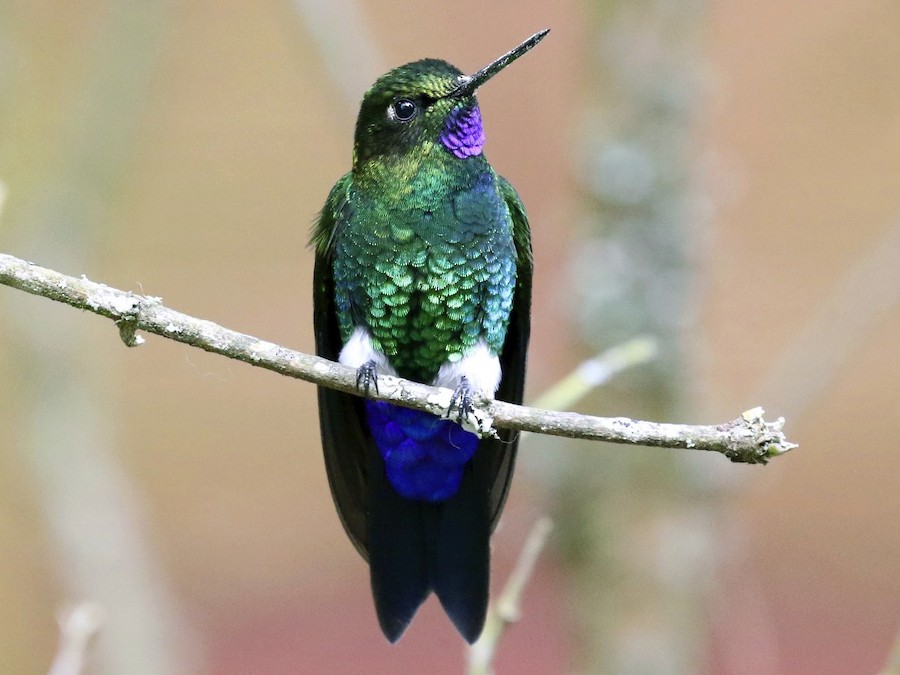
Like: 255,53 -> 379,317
0,252 -> 798,463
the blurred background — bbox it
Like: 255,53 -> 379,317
1,1 -> 899,673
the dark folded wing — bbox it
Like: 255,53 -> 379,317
312,175 -> 370,558
484,175 -> 533,529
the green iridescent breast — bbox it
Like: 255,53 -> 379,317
332,161 -> 517,383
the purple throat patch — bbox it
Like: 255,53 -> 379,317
440,105 -> 485,159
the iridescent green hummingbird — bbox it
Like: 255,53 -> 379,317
311,29 -> 547,643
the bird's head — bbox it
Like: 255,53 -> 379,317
351,30 -> 549,168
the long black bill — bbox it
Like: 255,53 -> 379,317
451,29 -> 550,98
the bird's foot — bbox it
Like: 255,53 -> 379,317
447,377 -> 475,426
356,360 -> 379,396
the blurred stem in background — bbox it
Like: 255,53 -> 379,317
553,2 -> 718,672
289,0 -> 385,110
0,2 -> 194,674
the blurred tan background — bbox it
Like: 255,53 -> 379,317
0,1 -> 898,674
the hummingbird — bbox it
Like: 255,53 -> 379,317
311,29 -> 547,643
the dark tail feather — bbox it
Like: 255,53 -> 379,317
368,449 -> 431,643
368,446 -> 492,643
433,457 -> 492,644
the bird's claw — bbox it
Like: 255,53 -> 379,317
356,360 -> 379,396
447,377 -> 475,425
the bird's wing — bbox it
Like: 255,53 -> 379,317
485,174 -> 533,530
311,174 -> 370,558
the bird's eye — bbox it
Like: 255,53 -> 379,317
391,98 -> 418,122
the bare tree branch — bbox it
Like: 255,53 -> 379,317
880,625 -> 900,675
48,603 -> 104,675
0,252 -> 797,462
